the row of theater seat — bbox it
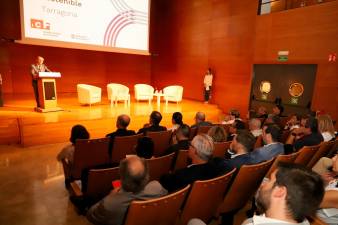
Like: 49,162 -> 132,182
63,123 -> 337,225
68,139 -> 336,225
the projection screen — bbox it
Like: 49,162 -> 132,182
18,0 -> 150,55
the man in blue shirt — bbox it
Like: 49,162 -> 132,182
250,123 -> 284,164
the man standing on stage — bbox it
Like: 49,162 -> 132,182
30,56 -> 51,109
203,68 -> 213,104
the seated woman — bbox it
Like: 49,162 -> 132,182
170,112 -> 183,131
57,125 -> 90,186
318,114 -> 336,142
207,126 -> 228,143
317,155 -> 338,225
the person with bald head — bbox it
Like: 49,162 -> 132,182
87,156 -> 167,225
191,112 -> 212,129
30,56 -> 51,108
160,134 -> 224,192
106,114 -> 136,156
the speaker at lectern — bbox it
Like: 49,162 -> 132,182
37,72 -> 62,112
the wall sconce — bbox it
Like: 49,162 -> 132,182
259,81 -> 271,100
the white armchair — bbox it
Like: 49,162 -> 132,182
77,84 -> 102,106
163,85 -> 183,104
107,83 -> 130,106
134,84 -> 154,103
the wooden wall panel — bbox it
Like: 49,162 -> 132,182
152,0 -> 337,121
254,1 -> 338,122
1,43 -> 151,96
151,0 -> 258,116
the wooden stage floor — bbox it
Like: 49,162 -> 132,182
0,93 -> 223,146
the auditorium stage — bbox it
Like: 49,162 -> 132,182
0,93 -> 223,147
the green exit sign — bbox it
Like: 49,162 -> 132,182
278,55 -> 288,62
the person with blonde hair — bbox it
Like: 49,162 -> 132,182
318,114 -> 336,142
208,126 -> 228,142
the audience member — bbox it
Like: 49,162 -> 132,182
137,111 -> 167,134
317,155 -> 338,225
164,124 -> 190,156
256,106 -> 268,119
106,115 -> 136,155
57,124 -> 90,187
250,124 -> 284,164
227,119 -> 246,141
222,109 -> 241,125
272,104 -> 284,117
286,117 -> 323,151
191,112 -> 212,128
318,114 -> 336,142
246,109 -> 257,120
87,156 -> 167,225
265,114 -> 282,128
300,115 -> 309,127
249,118 -> 262,138
135,137 -> 154,159
222,130 -> 256,172
243,162 -> 324,225
284,114 -> 301,131
160,134 -> 223,192
170,112 -> 183,131
57,124 -> 90,164
208,126 -> 228,142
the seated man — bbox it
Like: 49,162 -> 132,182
250,123 -> 284,164
249,118 -> 262,138
137,111 -> 167,134
135,137 -> 154,159
317,155 -> 338,225
87,156 -> 167,225
222,109 -> 241,125
227,119 -> 246,142
160,134 -> 223,192
256,106 -> 268,119
284,113 -> 301,131
222,130 -> 256,172
164,124 -> 190,156
243,162 -> 324,225
191,112 -> 212,129
106,114 -> 136,155
286,116 -> 323,152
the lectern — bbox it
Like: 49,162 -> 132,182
37,72 -> 62,112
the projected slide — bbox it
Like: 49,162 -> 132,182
21,0 -> 149,53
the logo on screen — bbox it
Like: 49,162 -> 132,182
31,19 -> 50,30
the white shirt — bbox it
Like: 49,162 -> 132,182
242,214 -> 310,225
204,74 -> 213,90
169,124 -> 180,131
321,132 -> 335,142
251,129 -> 263,137
222,118 -> 242,125
317,180 -> 338,225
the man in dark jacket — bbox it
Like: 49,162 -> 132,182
106,114 -> 136,156
138,111 -> 167,134
160,134 -> 224,192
